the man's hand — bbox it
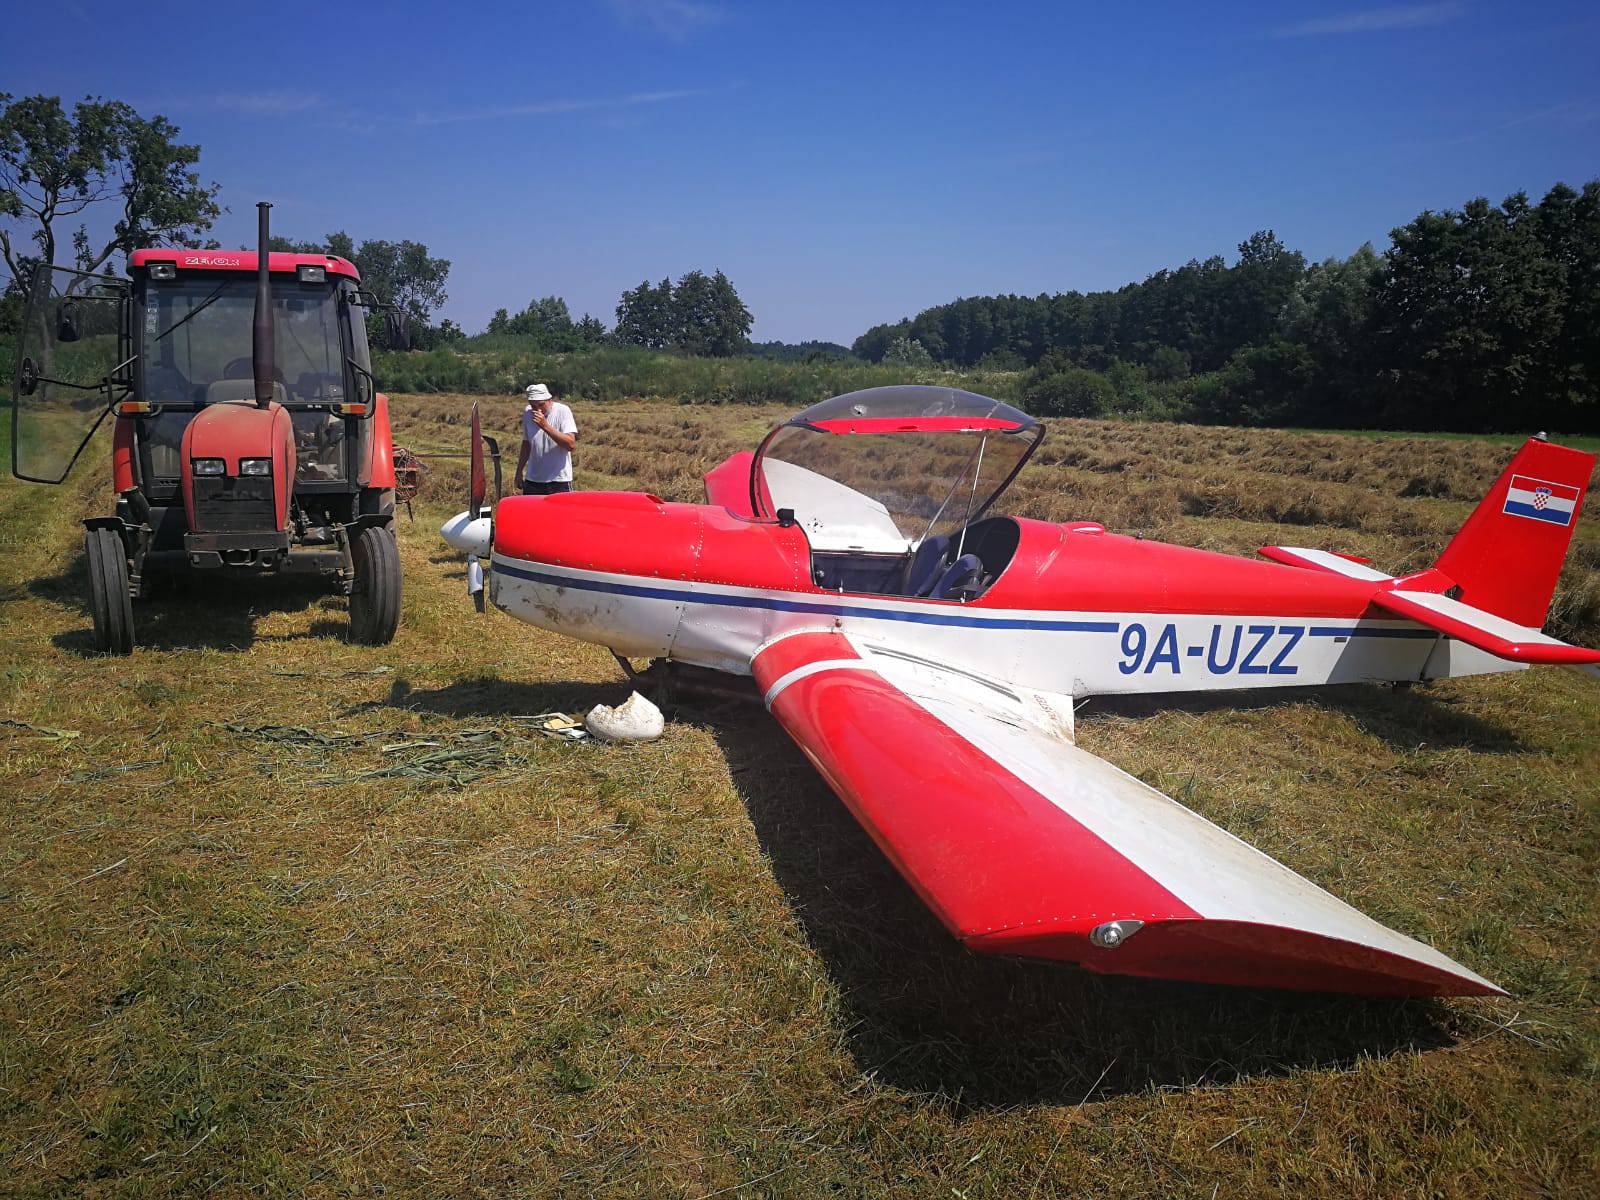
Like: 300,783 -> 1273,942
531,404 -> 577,453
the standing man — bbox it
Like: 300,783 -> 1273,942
516,383 -> 578,495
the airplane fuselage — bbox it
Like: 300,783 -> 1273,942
485,492 -> 1517,702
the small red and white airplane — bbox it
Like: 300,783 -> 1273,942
442,387 -> 1597,998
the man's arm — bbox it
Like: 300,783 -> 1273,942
531,410 -> 577,453
516,437 -> 531,480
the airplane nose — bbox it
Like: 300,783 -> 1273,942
488,492 -> 694,659
439,509 -> 492,557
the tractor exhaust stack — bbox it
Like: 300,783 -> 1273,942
252,201 -> 275,408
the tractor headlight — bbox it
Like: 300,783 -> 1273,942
239,458 -> 272,477
192,458 -> 225,476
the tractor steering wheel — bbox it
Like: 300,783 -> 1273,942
223,357 -> 286,384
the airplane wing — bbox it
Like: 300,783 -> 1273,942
751,629 -> 1503,997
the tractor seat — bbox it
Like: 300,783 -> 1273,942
205,379 -> 289,406
905,534 -> 951,596
931,553 -> 984,600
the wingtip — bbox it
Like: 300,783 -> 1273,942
967,919 -> 1509,999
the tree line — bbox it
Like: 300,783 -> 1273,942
853,182 -> 1600,432
5,91 -> 1595,432
478,270 -> 755,356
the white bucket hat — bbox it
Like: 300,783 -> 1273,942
524,383 -> 553,404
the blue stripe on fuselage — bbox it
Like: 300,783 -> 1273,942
1307,626 -> 1437,639
493,559 -> 1439,640
491,560 -> 1121,632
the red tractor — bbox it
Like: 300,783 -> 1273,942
10,203 -> 404,652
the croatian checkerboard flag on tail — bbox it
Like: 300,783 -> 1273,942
1503,474 -> 1581,526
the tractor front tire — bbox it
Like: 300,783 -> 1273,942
85,528 -> 134,655
349,524 -> 401,645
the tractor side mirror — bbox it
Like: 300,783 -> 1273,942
384,309 -> 410,351
55,300 -> 82,343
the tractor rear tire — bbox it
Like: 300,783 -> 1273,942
349,524 -> 401,645
85,528 -> 135,655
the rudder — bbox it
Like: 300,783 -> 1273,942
1435,437 -> 1596,628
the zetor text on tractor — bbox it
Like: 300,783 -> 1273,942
10,203 -> 405,652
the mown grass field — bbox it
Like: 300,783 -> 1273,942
2,395 -> 1597,1198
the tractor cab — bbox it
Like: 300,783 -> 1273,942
9,203 -> 406,652
127,251 -> 383,500
749,385 -> 1044,600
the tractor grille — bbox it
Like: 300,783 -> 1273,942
191,476 -> 277,533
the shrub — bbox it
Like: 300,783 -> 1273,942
1024,364 -> 1117,418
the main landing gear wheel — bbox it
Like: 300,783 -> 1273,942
349,524 -> 402,645
84,527 -> 134,655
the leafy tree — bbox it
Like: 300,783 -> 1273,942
0,92 -> 221,290
0,272 -> 22,338
1186,341 -> 1318,426
270,230 -> 451,349
1370,193 -> 1563,429
1529,180 -> 1600,426
500,295 -> 574,338
270,231 -> 449,325
334,234 -> 448,325
614,271 -> 752,355
614,277 -> 675,349
883,335 -> 934,366
1214,230 -> 1305,365
574,314 -> 608,344
1280,244 -> 1380,363
852,319 -> 911,361
673,269 -> 751,356
1145,345 -> 1189,382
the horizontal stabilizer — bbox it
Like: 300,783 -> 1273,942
1369,589 -> 1600,666
751,629 -> 1502,997
1260,545 -> 1393,582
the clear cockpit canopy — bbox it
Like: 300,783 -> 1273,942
751,386 -> 1044,553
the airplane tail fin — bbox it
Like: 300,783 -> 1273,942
1434,437 -> 1595,629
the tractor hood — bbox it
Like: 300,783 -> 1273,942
179,401 -> 296,533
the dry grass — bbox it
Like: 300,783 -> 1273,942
1,396 -> 1596,1198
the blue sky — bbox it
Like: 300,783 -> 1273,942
4,1 -> 1598,343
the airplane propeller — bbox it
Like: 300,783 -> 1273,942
462,401 -> 500,613
469,402 -> 486,520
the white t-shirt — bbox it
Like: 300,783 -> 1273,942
521,401 -> 577,483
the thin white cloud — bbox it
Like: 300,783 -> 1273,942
605,0 -> 725,42
212,92 -> 327,116
1271,3 -> 1463,38
414,87 -> 713,126
1421,98 -> 1600,147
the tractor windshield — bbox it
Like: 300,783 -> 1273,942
139,276 -> 354,409
751,386 -> 1043,553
